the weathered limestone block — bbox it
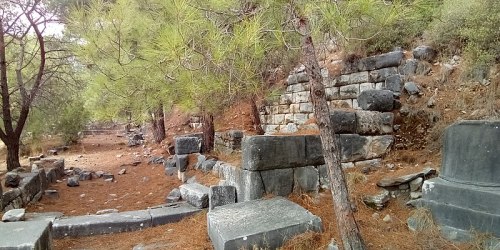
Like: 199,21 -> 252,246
260,168 -> 294,196
343,51 -> 403,74
330,109 -> 357,134
357,89 -> 394,112
175,154 -> 189,172
366,136 -> 394,159
293,91 -> 310,103
242,136 -> 306,171
399,59 -> 418,76
339,84 -> 360,99
216,163 -> 265,202
369,67 -> 398,82
0,220 -> 52,250
359,82 -> 375,93
339,134 -> 369,162
207,197 -> 322,250
355,110 -> 394,135
325,87 -> 340,100
304,135 -> 326,166
180,183 -> 210,209
174,137 -> 201,155
383,74 -> 403,94
19,173 -> 42,204
294,166 -> 319,193
209,185 -> 236,211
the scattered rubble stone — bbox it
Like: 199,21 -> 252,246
5,172 -> 21,188
363,190 -> 390,210
2,208 -> 26,222
383,214 -> 392,223
404,82 -> 421,95
165,188 -> 181,203
118,169 -> 126,175
67,176 -> 80,187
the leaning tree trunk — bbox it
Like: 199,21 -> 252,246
201,113 -> 215,153
150,104 -> 166,143
5,138 -> 22,171
250,95 -> 265,135
298,19 -> 366,250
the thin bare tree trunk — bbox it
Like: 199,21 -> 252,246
250,95 -> 265,135
298,18 -> 366,250
151,104 -> 166,143
201,113 -> 215,153
6,138 -> 21,171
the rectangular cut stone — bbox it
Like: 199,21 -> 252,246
339,84 -> 359,99
355,111 -> 394,135
207,197 -> 322,250
293,114 -> 309,124
273,114 -> 285,124
349,71 -> 370,84
287,83 -> 305,93
294,166 -> 319,193
330,109 -> 357,134
359,82 -> 375,93
174,137 -> 201,154
217,164 -> 265,202
242,136 -> 306,171
328,99 -> 353,109
149,203 -> 201,226
277,105 -> 290,114
52,210 -> 152,238
0,220 -> 52,250
304,135 -> 325,166
369,67 -> 398,82
339,134 -> 369,162
279,94 -> 292,105
289,103 -> 300,113
325,87 -> 340,100
260,168 -> 294,196
357,51 -> 404,72
299,103 -> 313,113
179,183 -> 210,209
293,91 -> 310,103
209,186 -> 236,211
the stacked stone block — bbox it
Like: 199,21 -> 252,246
260,51 -> 404,134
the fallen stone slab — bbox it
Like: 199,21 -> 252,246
377,167 -> 436,187
207,197 -> 322,250
2,208 -> 25,222
52,210 -> 152,238
209,186 -> 236,211
0,220 -> 52,250
149,202 -> 201,226
180,183 -> 210,208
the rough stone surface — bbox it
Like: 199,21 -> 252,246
317,165 -> 330,189
165,188 -> 181,203
174,137 -> 201,155
2,208 -> 26,222
5,172 -> 21,188
53,210 -> 152,238
330,109 -> 357,134
413,45 -> 437,62
409,177 -> 423,191
294,166 -> 319,193
339,134 -> 369,162
217,164 -> 265,202
207,197 -> 322,250
179,183 -> 210,209
79,171 -> 93,181
175,154 -> 189,172
201,159 -> 217,173
164,158 -> 177,176
363,190 -> 390,210
367,136 -> 394,159
209,185 -> 236,211
356,111 -> 394,135
0,220 -> 52,249
383,74 -> 403,93
344,51 -> 404,73
400,59 -> 418,75
357,89 -> 394,112
404,82 -> 421,95
149,203 -> 201,226
241,136 -> 306,171
67,176 -> 80,187
377,168 -> 436,187
260,168 -> 294,196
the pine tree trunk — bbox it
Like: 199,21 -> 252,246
298,19 -> 366,250
201,113 -> 215,153
6,138 -> 21,171
250,96 -> 265,135
151,104 -> 166,143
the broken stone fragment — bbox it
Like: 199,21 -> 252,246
362,190 -> 390,210
67,176 -> 80,187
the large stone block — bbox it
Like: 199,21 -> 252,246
369,67 -> 398,82
209,186 -> 236,211
355,111 -> 394,135
217,164 -> 265,202
304,135 -> 325,166
343,51 -> 403,73
260,168 -> 294,196
367,136 -> 394,159
174,137 -> 201,155
149,203 -> 201,226
441,120 -> 500,185
357,89 -> 394,112
339,134 -> 369,162
330,109 -> 357,134
175,154 -> 189,172
19,173 -> 41,205
241,136 -> 306,171
179,183 -> 210,209
294,166 -> 319,193
52,210 -> 152,238
0,220 -> 52,250
207,197 -> 322,250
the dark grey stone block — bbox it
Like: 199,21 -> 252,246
241,136 -> 306,171
174,137 -> 201,155
207,197 -> 322,250
165,188 -> 181,203
149,203 -> 201,226
217,164 -> 265,202
304,135 -> 325,166
0,220 -> 52,250
339,134 -> 369,162
52,210 -> 152,238
209,186 -> 236,211
201,159 -> 217,173
317,165 -> 330,189
357,89 -> 394,112
175,154 -> 189,172
404,82 -> 421,95
179,183 -> 210,209
260,168 -> 294,196
330,109 -> 357,134
5,172 -> 21,187
413,45 -> 437,62
19,173 -> 41,204
294,166 -> 319,193
358,51 -> 404,72
383,74 -> 403,93
399,59 -> 418,75
164,159 -> 178,176
369,67 -> 398,82
355,111 -> 394,135
441,120 -> 500,186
